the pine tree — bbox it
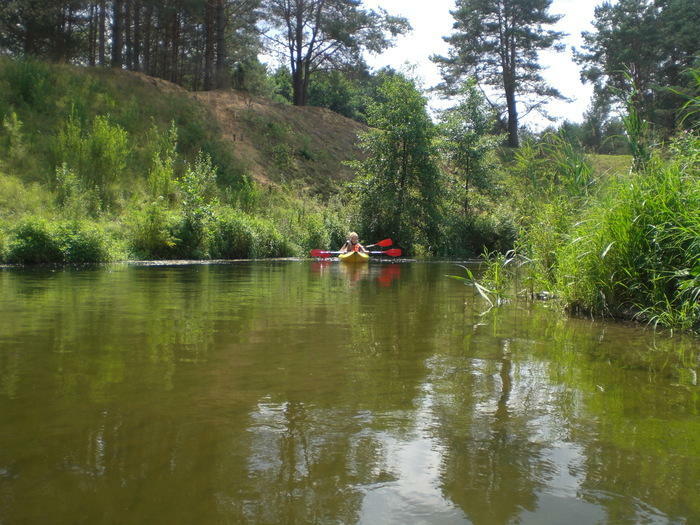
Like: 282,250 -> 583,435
433,0 -> 565,147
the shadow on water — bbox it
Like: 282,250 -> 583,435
0,261 -> 698,524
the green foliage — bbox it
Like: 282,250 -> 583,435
55,114 -> 129,208
1,111 -> 26,163
210,210 -> 256,259
248,216 -> 294,258
576,0 -> 700,133
6,217 -> 114,264
516,198 -> 576,293
55,163 -> 101,218
126,200 -> 178,260
435,0 -> 565,146
0,173 -> 52,219
7,218 -> 63,264
57,221 -> 115,264
171,152 -> 220,258
0,59 -> 51,108
350,75 -> 442,253
438,80 -> 504,213
439,213 -> 516,258
556,144 -> 700,331
0,226 -> 6,263
147,122 -> 178,201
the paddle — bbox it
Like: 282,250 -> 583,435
366,238 -> 393,248
309,248 -> 402,257
370,249 -> 402,256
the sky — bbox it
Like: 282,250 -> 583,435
362,0 -> 606,129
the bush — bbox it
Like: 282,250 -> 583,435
210,210 -> 256,259
55,114 -> 129,207
300,213 -> 329,252
440,213 -> 516,258
56,221 -> 114,263
6,218 -> 114,264
126,200 -> 178,259
7,218 -> 63,264
0,173 -> 53,218
249,216 -> 295,258
0,58 -> 52,109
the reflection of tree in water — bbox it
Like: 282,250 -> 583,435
241,400 -> 393,524
430,336 -> 554,525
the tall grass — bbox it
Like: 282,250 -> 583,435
557,145 -> 700,331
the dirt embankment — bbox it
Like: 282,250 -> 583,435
193,90 -> 368,191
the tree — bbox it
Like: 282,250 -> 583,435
433,0 -> 565,147
575,0 -> 700,132
350,75 -> 442,252
0,1 -> 263,92
261,0 -> 408,106
0,0 -> 88,61
438,80 -> 503,214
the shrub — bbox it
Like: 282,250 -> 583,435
440,213 -> 516,258
7,218 -> 63,264
56,221 -> 114,263
300,213 -> 329,252
0,173 -> 53,218
127,200 -> 178,259
0,58 -> 52,109
210,210 -> 255,259
55,114 -> 129,207
173,152 -> 219,258
249,217 -> 295,258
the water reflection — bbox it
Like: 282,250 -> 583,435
0,261 -> 698,524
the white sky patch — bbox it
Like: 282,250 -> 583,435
363,0 -> 604,129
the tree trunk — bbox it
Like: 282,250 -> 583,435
291,5 -> 306,105
504,82 -> 519,148
124,0 -> 132,69
88,3 -> 97,66
143,4 -> 152,74
464,158 -> 470,215
292,68 -> 306,105
215,0 -> 226,88
111,0 -> 123,68
98,0 -> 106,65
170,11 -> 180,83
133,1 -> 141,70
204,1 -> 215,90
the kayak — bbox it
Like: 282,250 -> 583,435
338,251 -> 369,264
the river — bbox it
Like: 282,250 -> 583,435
0,261 -> 698,524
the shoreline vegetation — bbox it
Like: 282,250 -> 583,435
0,58 -> 698,334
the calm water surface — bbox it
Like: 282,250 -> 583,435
0,261 -> 698,524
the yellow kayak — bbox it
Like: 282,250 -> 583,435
338,251 -> 370,264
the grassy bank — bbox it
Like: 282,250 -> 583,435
469,131 -> 699,333
0,58 -> 351,263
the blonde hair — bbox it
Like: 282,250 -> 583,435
348,231 -> 359,240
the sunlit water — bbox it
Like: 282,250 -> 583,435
0,261 -> 698,524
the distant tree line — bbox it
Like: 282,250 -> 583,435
0,1 -> 262,90
0,0 -> 408,103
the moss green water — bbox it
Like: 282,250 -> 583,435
0,261 -> 698,524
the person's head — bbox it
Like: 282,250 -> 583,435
348,232 -> 359,243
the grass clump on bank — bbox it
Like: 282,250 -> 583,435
474,130 -> 699,333
557,135 -> 700,331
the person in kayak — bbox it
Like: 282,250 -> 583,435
339,232 -> 368,254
